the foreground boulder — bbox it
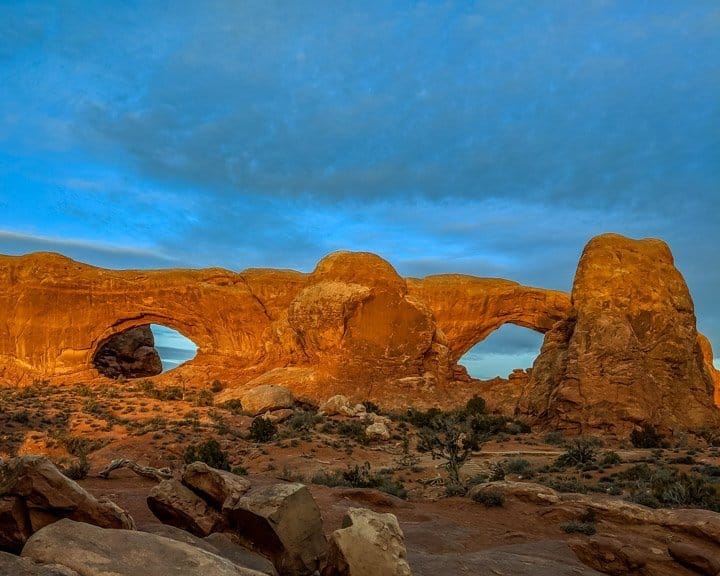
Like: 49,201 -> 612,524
223,483 -> 327,575
183,462 -> 251,507
21,519 -> 266,576
0,456 -> 134,552
144,525 -> 278,576
521,233 -> 720,432
322,508 -> 411,576
147,479 -> 224,537
0,551 -> 78,575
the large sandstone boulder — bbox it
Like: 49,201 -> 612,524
223,483 -> 327,575
183,461 -> 251,507
0,456 -> 134,552
322,508 -> 411,576
143,525 -> 278,576
222,385 -> 295,416
147,479 -> 224,537
92,325 -> 162,379
521,233 -> 720,432
21,519 -> 266,576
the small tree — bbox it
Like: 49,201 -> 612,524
417,413 -> 484,489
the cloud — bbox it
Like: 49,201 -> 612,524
0,230 -> 179,269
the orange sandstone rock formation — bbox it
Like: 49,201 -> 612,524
0,251 -> 562,409
520,234 -> 720,431
0,234 -> 717,430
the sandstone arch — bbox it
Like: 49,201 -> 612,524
406,275 -> 571,361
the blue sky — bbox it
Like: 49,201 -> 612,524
1,1 -> 718,374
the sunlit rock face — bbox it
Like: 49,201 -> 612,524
0,235 -> 717,430
520,233 -> 720,432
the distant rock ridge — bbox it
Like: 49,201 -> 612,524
0,233 -> 717,431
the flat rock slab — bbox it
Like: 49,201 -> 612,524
408,540 -> 605,576
21,519 -> 266,576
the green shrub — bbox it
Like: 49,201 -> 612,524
464,395 -> 486,416
600,451 -> 622,466
285,410 -> 323,433
556,437 -> 600,468
183,438 -> 230,470
544,431 -> 565,445
472,490 -> 505,507
503,458 -> 534,478
560,521 -> 596,535
249,417 -> 277,443
630,424 -> 665,448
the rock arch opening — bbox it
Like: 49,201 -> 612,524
458,324 -> 543,380
92,324 -> 197,379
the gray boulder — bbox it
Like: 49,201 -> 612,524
21,519 -> 266,576
0,456 -> 133,552
147,479 -> 224,537
223,483 -> 327,575
183,462 -> 251,507
323,508 -> 411,576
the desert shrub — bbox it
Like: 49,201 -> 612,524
544,476 -> 588,493
600,451 -> 622,466
335,421 -> 369,444
231,465 -> 248,476
220,398 -> 243,414
10,411 -> 30,424
472,490 -> 505,507
285,410 -> 323,433
311,462 -> 407,499
195,389 -> 214,407
210,380 -> 224,393
556,437 -> 600,468
503,458 -> 534,478
696,427 -> 720,447
362,401 -> 381,414
560,521 -> 596,535
464,395 -> 486,417
249,417 -> 277,442
544,431 -> 565,445
615,463 -> 719,510
55,434 -> 103,458
417,412 -> 484,486
183,438 -> 230,470
693,464 -> 720,479
489,461 -> 506,481
63,457 -> 90,480
630,424 -> 665,448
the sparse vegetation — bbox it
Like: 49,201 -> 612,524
183,438 -> 230,470
249,417 -> 277,443
630,424 -> 666,449
311,462 -> 407,499
472,490 -> 505,507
